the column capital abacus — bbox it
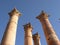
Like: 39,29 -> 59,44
36,11 -> 48,21
23,23 -> 33,31
33,32 -> 40,40
8,8 -> 21,17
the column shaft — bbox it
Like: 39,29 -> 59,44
36,11 -> 60,45
1,8 -> 21,45
23,23 -> 33,45
33,33 -> 41,45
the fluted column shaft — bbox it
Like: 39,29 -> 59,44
33,33 -> 41,45
23,23 -> 33,45
1,8 -> 21,45
36,11 -> 60,45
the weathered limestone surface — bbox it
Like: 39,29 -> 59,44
33,32 -> 41,45
1,8 -> 21,45
23,23 -> 33,45
36,11 -> 60,45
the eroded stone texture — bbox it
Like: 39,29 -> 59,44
36,11 -> 60,45
1,8 -> 21,45
23,23 -> 33,45
33,32 -> 41,45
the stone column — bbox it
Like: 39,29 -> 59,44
33,32 -> 41,45
1,8 -> 21,45
36,11 -> 60,45
23,23 -> 33,45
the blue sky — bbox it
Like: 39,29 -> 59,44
0,0 -> 60,45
